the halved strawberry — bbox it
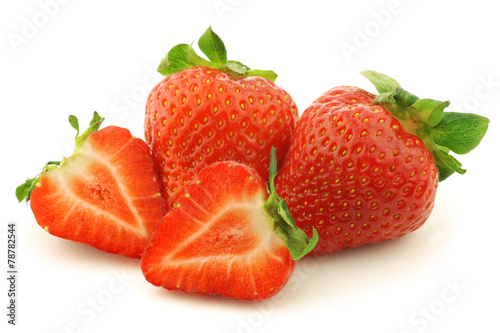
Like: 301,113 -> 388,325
141,149 -> 318,300
16,112 -> 167,259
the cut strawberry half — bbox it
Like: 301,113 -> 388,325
17,112 -> 167,259
141,148 -> 318,300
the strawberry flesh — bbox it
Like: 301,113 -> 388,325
141,162 -> 295,300
30,126 -> 167,258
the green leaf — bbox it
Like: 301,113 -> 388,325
394,87 -> 419,107
68,115 -> 79,134
265,147 -> 318,259
225,61 -> 249,76
436,164 -> 457,182
277,199 -> 297,228
16,161 -> 61,203
373,91 -> 397,107
433,148 -> 466,181
186,44 -> 212,68
156,27 -> 280,80
277,225 -> 319,261
198,26 -> 227,65
268,147 -> 278,191
302,228 -> 319,258
363,70 -> 489,181
157,44 -> 193,76
17,112 -> 103,204
360,70 -> 401,94
246,69 -> 278,82
74,111 -> 105,153
410,98 -> 448,127
227,60 -> 250,71
16,178 -> 36,203
431,112 -> 490,155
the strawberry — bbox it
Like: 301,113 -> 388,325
144,27 -> 298,210
275,71 -> 489,255
141,149 -> 318,300
16,112 -> 167,259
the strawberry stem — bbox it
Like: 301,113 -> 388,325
265,148 -> 319,260
16,112 -> 105,203
71,111 -> 105,154
361,70 -> 489,181
157,26 -> 278,82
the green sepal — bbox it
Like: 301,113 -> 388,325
73,111 -> 105,154
410,99 -> 448,127
158,44 -> 193,76
156,26 -> 278,82
361,70 -> 489,181
360,70 -> 401,94
69,114 -> 79,132
430,112 -> 490,155
15,161 -> 60,203
267,147 -> 278,193
277,199 -> 297,229
16,112 -> 105,203
265,147 -> 319,260
433,148 -> 465,181
198,26 -> 227,65
224,61 -> 249,76
276,225 -> 320,261
246,69 -> 278,82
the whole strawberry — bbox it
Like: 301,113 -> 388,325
275,71 -> 489,255
145,27 -> 298,209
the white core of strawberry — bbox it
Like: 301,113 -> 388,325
159,188 -> 285,268
48,144 -> 150,239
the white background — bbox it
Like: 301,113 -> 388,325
1,0 -> 499,332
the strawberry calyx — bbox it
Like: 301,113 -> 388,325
69,111 -> 105,154
265,148 -> 319,260
156,26 -> 278,82
361,70 -> 489,181
16,112 -> 105,203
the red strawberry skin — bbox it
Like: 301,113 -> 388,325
141,162 -> 295,300
30,126 -> 167,259
144,66 -> 298,210
275,86 -> 438,255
